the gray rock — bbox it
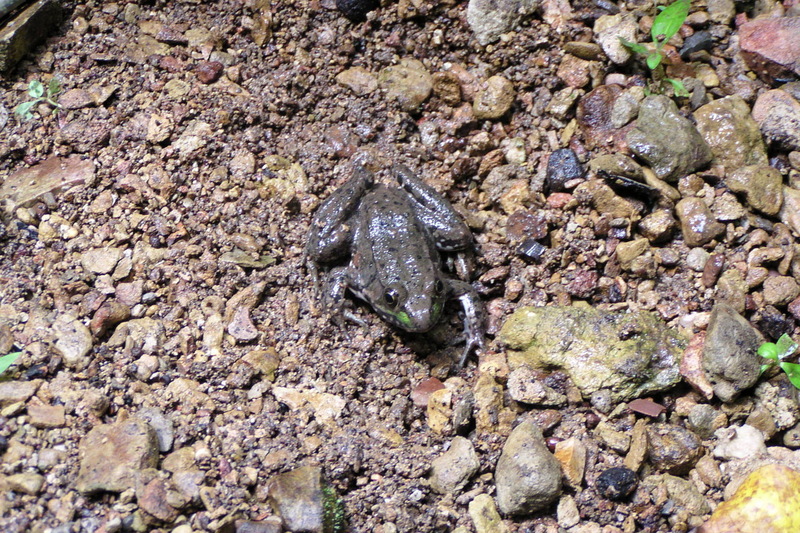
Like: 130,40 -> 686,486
107,317 -> 166,355
752,89 -> 800,150
468,494 -> 509,533
80,247 -> 123,274
377,58 -> 432,113
499,306 -> 685,402
763,275 -> 800,307
0,380 -> 40,406
713,424 -> 767,460
694,95 -> 767,172
473,75 -> 516,120
495,419 -> 562,516
429,436 -> 480,494
646,423 -> 703,475
637,209 -> 677,244
76,419 -> 159,494
137,407 -> 174,453
641,474 -> 711,516
727,165 -> 783,216
675,197 -> 725,247
626,95 -> 712,182
702,303 -> 764,402
6,472 -> 45,495
779,186 -> 800,238
267,466 -> 325,532
507,366 -> 566,406
687,403 -> 727,439
52,315 -> 93,370
594,14 -> 637,64
466,0 -> 539,46
707,0 -> 735,24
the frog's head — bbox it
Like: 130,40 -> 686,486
374,278 -> 447,332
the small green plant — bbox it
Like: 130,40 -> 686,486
14,78 -> 63,121
321,484 -> 346,533
759,334 -> 800,389
620,0 -> 690,97
0,351 -> 21,375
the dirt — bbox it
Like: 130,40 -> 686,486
0,0 -> 798,532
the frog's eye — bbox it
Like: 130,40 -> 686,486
434,279 -> 445,295
384,288 -> 400,307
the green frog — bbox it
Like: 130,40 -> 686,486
304,164 -> 485,366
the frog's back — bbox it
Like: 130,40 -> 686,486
355,185 -> 441,285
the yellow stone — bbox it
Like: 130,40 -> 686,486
698,464 -> 800,533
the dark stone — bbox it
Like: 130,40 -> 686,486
517,239 -> 546,262
680,30 -> 713,59
754,305 -> 795,341
596,466 -> 637,500
336,0 -> 379,21
546,148 -> 585,193
0,0 -> 62,72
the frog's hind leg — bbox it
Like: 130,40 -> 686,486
448,280 -> 487,366
304,165 -> 373,289
393,164 -> 473,252
304,164 -> 373,264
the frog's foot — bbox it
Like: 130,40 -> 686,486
323,266 -> 369,329
449,281 -> 487,366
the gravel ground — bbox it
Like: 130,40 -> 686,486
2,0 -> 800,532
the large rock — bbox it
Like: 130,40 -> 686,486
739,17 -> 800,83
466,0 -> 539,46
702,304 -> 764,403
626,95 -> 712,182
694,95 -> 767,171
698,464 -> 800,533
495,419 -> 562,516
76,419 -> 159,494
498,306 -> 685,402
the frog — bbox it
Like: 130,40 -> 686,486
304,163 -> 486,366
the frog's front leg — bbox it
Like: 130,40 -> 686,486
448,280 -> 487,366
393,164 -> 473,251
325,267 -> 369,328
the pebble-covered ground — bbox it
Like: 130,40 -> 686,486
2,0 -> 800,532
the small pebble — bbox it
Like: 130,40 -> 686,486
196,61 -> 224,84
595,467 -> 637,500
336,0 -> 379,21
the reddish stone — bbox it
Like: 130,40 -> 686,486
196,61 -> 224,84
411,378 -> 445,408
739,17 -> 800,83
547,192 -> 572,209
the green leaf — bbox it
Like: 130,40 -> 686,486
760,363 -> 774,375
620,37 -> 650,56
0,352 -> 21,375
652,0 -> 690,45
665,77 -> 690,97
780,362 -> 800,390
13,101 -> 37,121
646,52 -> 663,70
759,342 -> 779,360
47,77 -> 62,97
775,334 -> 798,359
28,80 -> 44,99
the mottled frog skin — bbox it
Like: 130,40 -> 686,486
304,164 -> 485,365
